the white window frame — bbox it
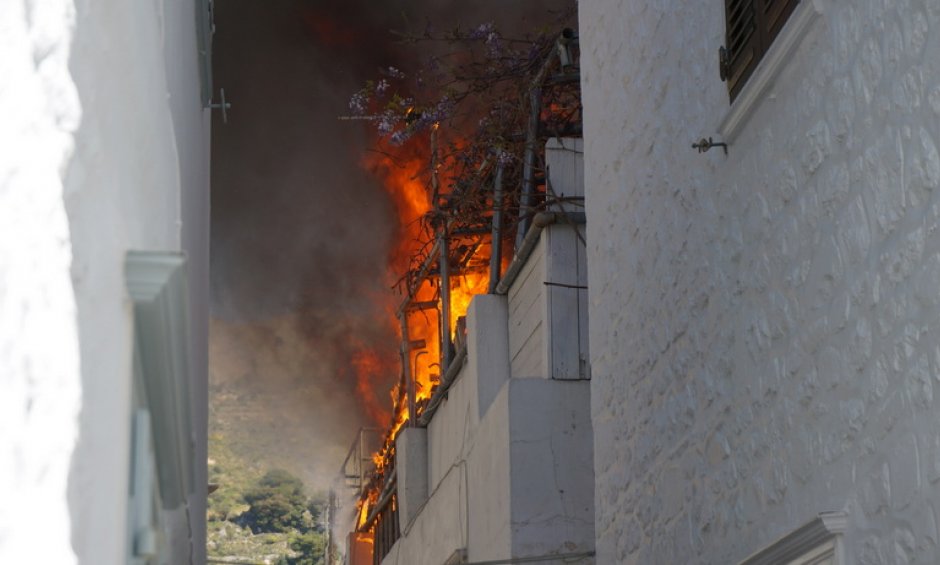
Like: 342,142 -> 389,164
717,0 -> 828,142
737,511 -> 847,565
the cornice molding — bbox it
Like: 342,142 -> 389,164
126,252 -> 187,303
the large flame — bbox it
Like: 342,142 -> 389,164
352,131 -> 493,534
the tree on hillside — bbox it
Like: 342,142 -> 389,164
243,469 -> 308,533
281,531 -> 327,565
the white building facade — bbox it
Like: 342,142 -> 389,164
1,0 -> 212,563
580,0 -> 940,563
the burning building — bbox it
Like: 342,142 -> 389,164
341,0 -> 940,563
342,137 -> 593,565
336,28 -> 593,565
9,0 -> 940,564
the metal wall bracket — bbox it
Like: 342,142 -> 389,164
209,88 -> 231,124
692,136 -> 728,155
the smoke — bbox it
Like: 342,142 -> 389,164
210,0 -> 574,491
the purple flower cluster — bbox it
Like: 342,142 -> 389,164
389,130 -> 410,145
485,34 -> 503,58
468,22 -> 502,58
376,109 -> 399,135
424,96 -> 454,123
349,90 -> 368,115
469,22 -> 495,40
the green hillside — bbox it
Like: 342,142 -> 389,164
207,439 -> 330,565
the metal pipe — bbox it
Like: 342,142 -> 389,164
341,427 -> 382,482
514,40 -> 558,250
556,28 -> 578,69
360,468 -> 397,531
439,230 -> 451,374
399,313 -> 414,427
515,85 -> 542,250
414,350 -> 428,407
396,238 -> 441,317
358,429 -> 365,493
488,165 -> 504,293
497,212 -> 586,295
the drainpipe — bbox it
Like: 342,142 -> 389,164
488,165 -> 504,293
438,230 -> 451,374
399,313 -> 414,427
515,40 -> 558,249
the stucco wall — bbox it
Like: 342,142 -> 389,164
64,0 -> 209,562
580,0 -> 940,563
0,0 -> 82,562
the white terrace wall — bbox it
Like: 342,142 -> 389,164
386,285 -> 594,565
580,0 -> 940,563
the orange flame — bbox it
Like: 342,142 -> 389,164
349,344 -> 394,429
353,131 -> 492,536
362,140 -> 443,431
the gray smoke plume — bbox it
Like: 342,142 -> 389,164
210,0 -> 574,491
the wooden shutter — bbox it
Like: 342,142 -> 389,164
762,0 -> 800,42
721,0 -> 801,102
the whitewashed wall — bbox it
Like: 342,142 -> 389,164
66,0 -> 211,559
581,0 -> 940,563
1,0 -> 210,563
0,1 -> 82,563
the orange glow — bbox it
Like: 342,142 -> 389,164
301,10 -> 359,47
449,271 -> 489,337
355,497 -> 370,529
349,342 -> 394,429
363,140 -> 433,275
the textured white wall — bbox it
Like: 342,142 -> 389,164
64,0 -> 209,562
580,0 -> 940,563
0,0 -> 82,563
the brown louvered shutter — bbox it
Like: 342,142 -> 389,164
761,0 -> 800,42
721,0 -> 801,102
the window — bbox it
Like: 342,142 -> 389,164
720,0 -> 801,101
